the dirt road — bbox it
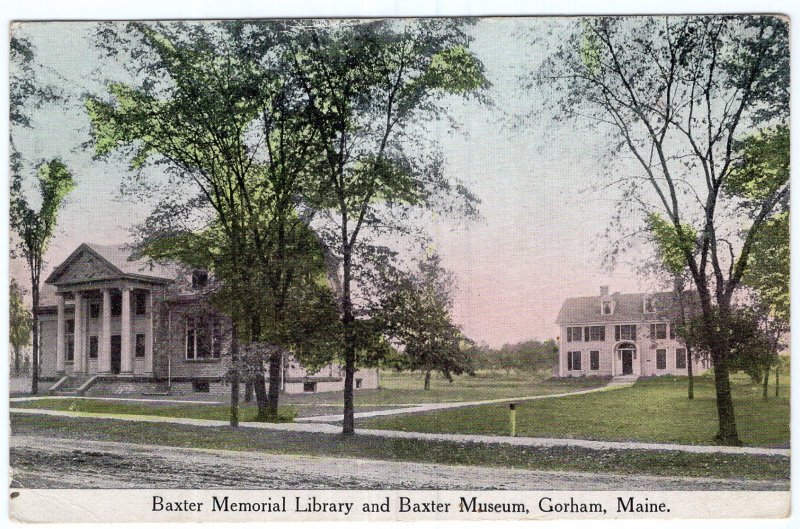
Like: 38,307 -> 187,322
10,435 -> 787,491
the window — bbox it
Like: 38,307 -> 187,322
614,324 -> 637,341
567,351 -> 582,371
135,333 -> 146,358
602,301 -> 613,315
590,351 -> 600,370
650,323 -> 667,340
676,348 -> 687,369
669,323 -> 676,340
656,349 -> 667,370
65,320 -> 75,361
89,336 -> 98,359
185,316 -> 219,359
89,302 -> 100,319
192,270 -> 209,289
192,380 -> 210,393
111,291 -> 122,317
644,296 -> 656,313
583,326 -> 605,342
303,381 -> 317,393
566,326 -> 582,342
356,378 -> 363,389
134,291 -> 147,316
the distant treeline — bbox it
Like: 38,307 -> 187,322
471,339 -> 559,373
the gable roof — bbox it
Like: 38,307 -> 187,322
45,243 -> 175,286
556,291 -> 682,325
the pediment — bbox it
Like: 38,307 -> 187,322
48,247 -> 121,285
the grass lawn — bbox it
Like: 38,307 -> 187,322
11,371 -> 608,421
360,373 -> 790,447
10,414 -> 789,482
11,398 -> 302,422
283,370 -> 608,406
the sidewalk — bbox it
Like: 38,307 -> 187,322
10,407 -> 790,458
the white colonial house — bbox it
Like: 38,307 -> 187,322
36,242 -> 379,396
555,286 -> 708,379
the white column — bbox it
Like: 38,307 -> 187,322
56,294 -> 65,373
145,289 -> 154,375
73,291 -> 84,373
120,286 -> 132,374
99,288 -> 112,373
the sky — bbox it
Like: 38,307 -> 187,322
9,18 -> 657,348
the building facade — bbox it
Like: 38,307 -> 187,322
37,242 -> 379,395
555,286 -> 707,378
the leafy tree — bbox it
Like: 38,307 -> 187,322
10,160 -> 76,394
733,126 -> 790,397
533,16 -> 788,445
285,19 -> 488,434
646,212 -> 701,399
87,22 -> 337,422
378,255 -> 474,390
9,278 -> 32,376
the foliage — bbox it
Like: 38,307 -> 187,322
377,255 -> 475,383
9,278 -> 32,374
472,340 -> 559,373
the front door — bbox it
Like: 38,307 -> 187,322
622,350 -> 633,375
111,335 -> 122,374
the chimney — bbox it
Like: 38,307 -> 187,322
600,285 -> 609,296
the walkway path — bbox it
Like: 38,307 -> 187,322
10,407 -> 789,458
297,382 -> 632,422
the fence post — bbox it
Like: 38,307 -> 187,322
509,402 -> 517,437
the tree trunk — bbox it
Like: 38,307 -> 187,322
244,382 -> 253,402
424,369 -> 431,390
253,373 -> 270,420
686,350 -> 694,400
710,344 -> 741,446
13,345 -> 21,377
229,322 -> 239,427
266,349 -> 283,417
30,279 -> 40,396
775,366 -> 779,398
762,366 -> 770,400
341,249 -> 356,435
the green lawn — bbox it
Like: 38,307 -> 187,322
10,414 -> 789,483
283,370 -> 608,406
360,374 -> 790,447
11,398 -> 299,422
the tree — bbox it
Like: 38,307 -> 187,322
733,126 -> 790,398
646,212 -> 701,399
10,278 -> 32,376
87,22 -> 337,422
534,16 -> 788,445
286,19 -> 488,434
10,160 -> 76,395
378,255 -> 474,390
10,30 -> 75,394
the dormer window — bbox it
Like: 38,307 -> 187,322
643,295 -> 656,313
192,270 -> 209,290
602,300 -> 613,315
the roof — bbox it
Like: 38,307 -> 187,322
555,291 -> 683,325
45,242 -> 176,287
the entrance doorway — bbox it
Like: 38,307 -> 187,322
617,343 -> 636,376
111,335 -> 122,374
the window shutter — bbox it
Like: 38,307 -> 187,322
615,326 -> 620,341
584,327 -> 590,342
567,351 -> 573,370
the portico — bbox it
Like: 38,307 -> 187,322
46,243 -> 170,379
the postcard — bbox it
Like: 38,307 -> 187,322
7,11 -> 791,523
